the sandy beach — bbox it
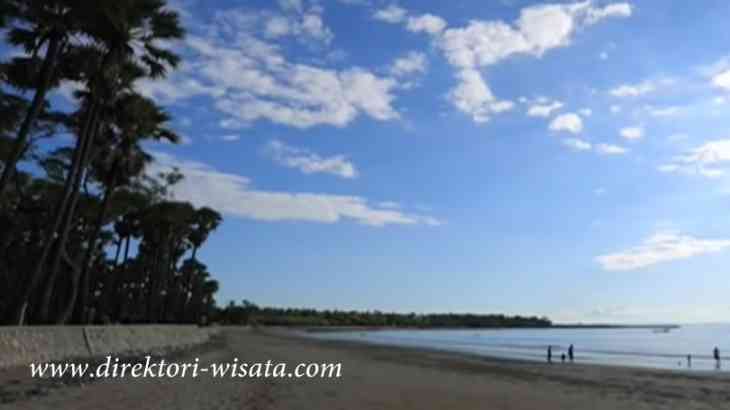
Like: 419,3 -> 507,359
2,327 -> 729,410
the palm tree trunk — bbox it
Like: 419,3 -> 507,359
54,118 -> 103,325
0,34 -> 62,196
32,46 -> 119,323
113,235 -> 131,321
50,166 -> 91,325
123,236 -> 131,264
145,242 -> 161,322
37,199 -> 82,323
113,239 -> 122,268
54,250 -> 83,324
78,175 -> 117,324
12,101 -> 99,325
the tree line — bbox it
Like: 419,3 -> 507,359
0,0 -> 223,325
217,301 -> 553,328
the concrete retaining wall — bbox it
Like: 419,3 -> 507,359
0,325 -> 219,369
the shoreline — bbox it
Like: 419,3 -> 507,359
260,327 -> 730,408
287,326 -> 727,374
3,327 -> 729,409
300,323 -> 681,333
267,327 -> 729,378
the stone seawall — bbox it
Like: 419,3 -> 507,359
0,325 -> 219,369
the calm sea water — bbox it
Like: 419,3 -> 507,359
312,324 -> 730,372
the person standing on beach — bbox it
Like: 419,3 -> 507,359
568,344 -> 574,363
687,354 -> 692,369
714,347 -> 721,369
547,345 -> 552,363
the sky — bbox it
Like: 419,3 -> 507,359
39,0 -> 730,323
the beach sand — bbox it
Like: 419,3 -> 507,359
2,327 -> 729,409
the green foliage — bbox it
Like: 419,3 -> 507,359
0,0 -> 223,325
216,301 -> 553,328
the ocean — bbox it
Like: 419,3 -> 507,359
312,324 -> 730,372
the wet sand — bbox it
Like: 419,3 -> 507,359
2,327 -> 729,409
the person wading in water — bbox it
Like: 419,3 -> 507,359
547,345 -> 553,364
568,344 -> 574,363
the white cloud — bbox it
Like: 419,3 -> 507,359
527,100 -> 563,117
337,0 -> 370,5
549,113 -> 583,134
696,56 -> 730,77
609,81 -> 656,97
264,140 -> 359,179
657,164 -> 680,173
714,96 -> 727,105
658,139 -> 730,178
373,4 -> 407,23
278,0 -> 303,13
658,165 -> 724,179
390,51 -> 427,77
646,105 -> 681,117
149,152 -> 440,227
212,64 -> 399,128
377,201 -> 401,209
181,31 -> 400,128
596,143 -> 627,155
434,1 -> 631,122
579,108 -> 592,117
620,126 -> 644,141
255,4 -> 334,44
299,13 -> 333,43
562,138 -> 591,151
677,140 -> 730,165
666,133 -> 689,143
136,72 -> 225,103
596,231 -> 730,271
610,104 -> 622,114
221,134 -> 240,142
599,51 -> 608,60
439,2 -> 631,69
583,2 -> 632,24
448,68 -> 514,123
133,6 -> 403,130
712,69 -> 730,91
264,15 -> 293,38
219,118 -> 246,130
406,14 -> 447,35
594,187 -> 606,196
55,80 -> 85,102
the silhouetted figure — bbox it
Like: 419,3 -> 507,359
547,345 -> 552,363
714,347 -> 721,370
568,344 -> 574,363
687,354 -> 692,369
561,353 -> 566,363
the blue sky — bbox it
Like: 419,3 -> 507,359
48,0 -> 730,323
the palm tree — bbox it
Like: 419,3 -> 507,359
188,208 -> 222,261
12,0 -> 184,324
74,93 -> 178,323
199,279 -> 219,324
0,0 -> 77,195
165,207 -> 220,320
0,91 -> 28,204
139,200 -> 195,322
